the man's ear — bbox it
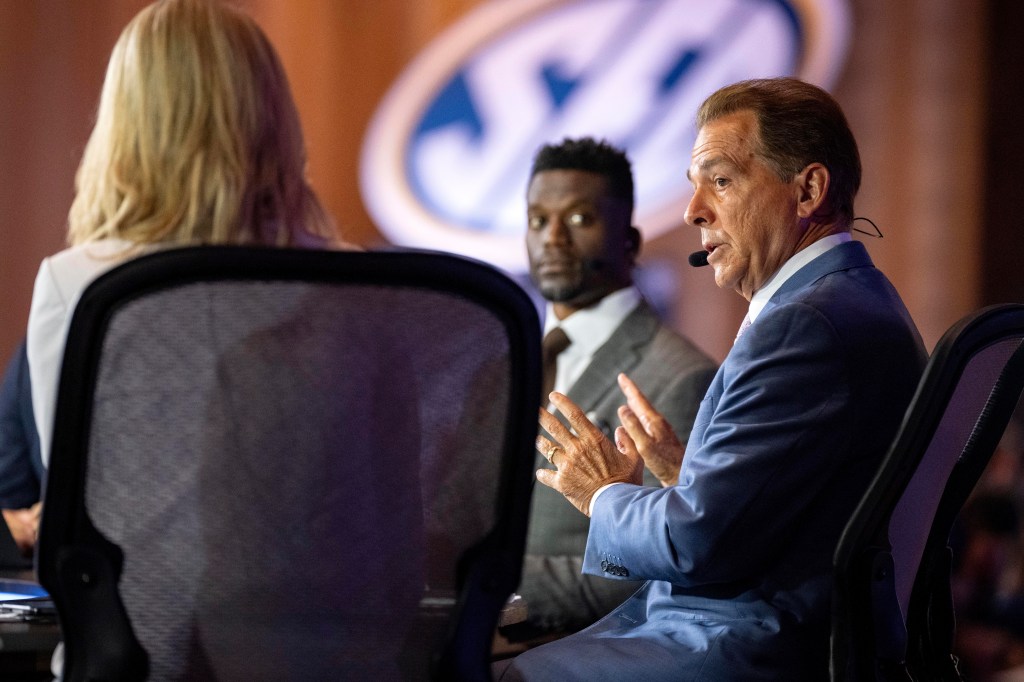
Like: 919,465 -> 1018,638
795,163 -> 830,219
626,226 -> 642,260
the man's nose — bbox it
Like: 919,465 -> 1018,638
684,189 -> 712,227
543,217 -> 571,245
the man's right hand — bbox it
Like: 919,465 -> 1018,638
616,373 -> 687,487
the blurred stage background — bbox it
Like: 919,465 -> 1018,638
1,0 -> 1021,365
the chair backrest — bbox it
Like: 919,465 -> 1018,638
831,303 -> 1024,681
36,246 -> 541,681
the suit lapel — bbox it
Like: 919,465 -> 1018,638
761,240 -> 873,317
565,301 -> 659,414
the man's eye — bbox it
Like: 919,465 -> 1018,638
528,216 -> 545,230
714,177 -> 729,189
567,213 -> 589,227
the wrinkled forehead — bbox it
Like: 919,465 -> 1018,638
687,111 -> 762,181
527,169 -> 612,205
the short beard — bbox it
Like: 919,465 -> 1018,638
538,280 -> 585,303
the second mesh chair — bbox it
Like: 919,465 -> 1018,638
831,303 -> 1024,681
36,246 -> 541,681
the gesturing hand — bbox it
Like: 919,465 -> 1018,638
616,373 -> 686,487
536,392 -> 644,516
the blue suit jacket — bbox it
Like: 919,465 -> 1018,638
509,241 -> 927,680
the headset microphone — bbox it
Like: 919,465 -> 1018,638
688,251 -> 709,267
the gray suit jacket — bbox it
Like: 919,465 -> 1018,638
517,300 -> 716,635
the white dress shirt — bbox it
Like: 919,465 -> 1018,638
744,232 -> 851,324
544,286 -> 642,399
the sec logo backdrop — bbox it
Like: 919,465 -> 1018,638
360,0 -> 851,271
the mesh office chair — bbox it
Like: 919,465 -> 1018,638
831,303 -> 1024,681
36,246 -> 541,681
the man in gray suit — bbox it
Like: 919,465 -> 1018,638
509,137 -> 717,642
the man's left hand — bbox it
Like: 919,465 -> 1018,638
536,392 -> 644,516
2,501 -> 41,556
616,373 -> 687,487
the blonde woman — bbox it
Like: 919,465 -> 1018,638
27,0 -> 343,466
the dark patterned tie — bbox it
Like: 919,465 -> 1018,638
541,327 -> 571,406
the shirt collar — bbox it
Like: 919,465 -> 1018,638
747,232 -> 851,323
544,286 -> 642,355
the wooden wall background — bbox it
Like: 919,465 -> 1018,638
1,0 -> 1020,371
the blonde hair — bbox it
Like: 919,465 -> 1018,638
68,0 -> 335,247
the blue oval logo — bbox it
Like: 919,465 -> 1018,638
361,0 -> 851,270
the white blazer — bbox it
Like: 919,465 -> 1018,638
27,239 -> 146,465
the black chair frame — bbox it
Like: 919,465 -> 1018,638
832,303 -> 1024,682
36,245 -> 542,681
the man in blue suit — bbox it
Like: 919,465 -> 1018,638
497,77 -> 927,679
